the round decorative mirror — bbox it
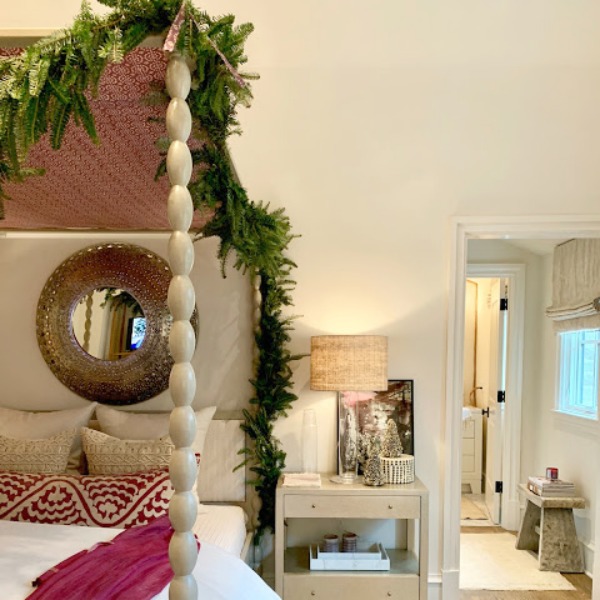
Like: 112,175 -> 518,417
36,243 -> 197,405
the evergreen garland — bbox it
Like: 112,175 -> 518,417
0,0 -> 297,540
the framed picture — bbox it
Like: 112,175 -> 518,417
340,380 -> 414,472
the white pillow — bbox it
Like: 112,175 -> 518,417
0,428 -> 77,474
0,404 -> 96,474
81,427 -> 173,475
95,405 -> 216,455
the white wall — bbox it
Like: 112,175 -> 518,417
5,0 -> 600,585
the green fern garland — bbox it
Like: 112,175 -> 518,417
0,0 -> 297,540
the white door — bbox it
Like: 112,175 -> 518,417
484,278 -> 508,524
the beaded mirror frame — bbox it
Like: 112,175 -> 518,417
36,242 -> 197,405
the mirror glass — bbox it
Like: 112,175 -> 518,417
72,288 -> 146,360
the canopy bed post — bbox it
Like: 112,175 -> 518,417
165,53 -> 198,600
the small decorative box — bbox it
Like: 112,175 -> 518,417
380,454 -> 415,484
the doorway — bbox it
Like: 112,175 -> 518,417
459,265 -> 524,593
461,275 -> 509,528
442,216 -> 600,600
461,264 -> 524,535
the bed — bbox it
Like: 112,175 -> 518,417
0,405 -> 277,599
0,5 -> 285,599
0,518 -> 277,600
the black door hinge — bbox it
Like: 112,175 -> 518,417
500,298 -> 508,311
495,481 -> 503,493
497,390 -> 505,403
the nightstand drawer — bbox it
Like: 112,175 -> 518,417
285,494 -> 420,519
284,574 -> 419,599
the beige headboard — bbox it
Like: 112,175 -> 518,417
199,412 -> 261,532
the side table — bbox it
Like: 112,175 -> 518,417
515,484 -> 585,572
275,474 -> 429,600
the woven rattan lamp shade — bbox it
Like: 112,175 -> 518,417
310,335 -> 388,391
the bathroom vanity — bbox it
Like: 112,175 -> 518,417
461,407 -> 483,494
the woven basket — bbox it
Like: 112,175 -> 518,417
380,454 -> 415,484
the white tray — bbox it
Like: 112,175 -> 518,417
309,543 -> 390,571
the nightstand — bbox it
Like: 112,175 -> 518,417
275,475 -> 428,600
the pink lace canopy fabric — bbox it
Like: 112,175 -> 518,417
0,47 -> 212,231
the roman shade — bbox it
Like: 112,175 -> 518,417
546,239 -> 600,331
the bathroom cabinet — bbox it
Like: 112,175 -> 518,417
461,407 -> 483,494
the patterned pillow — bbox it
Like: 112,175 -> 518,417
0,405 -> 97,474
0,429 -> 76,474
81,427 -> 173,475
0,470 -> 173,528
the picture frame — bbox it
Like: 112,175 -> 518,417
340,379 -> 414,473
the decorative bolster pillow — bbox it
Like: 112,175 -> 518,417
0,469 -> 174,528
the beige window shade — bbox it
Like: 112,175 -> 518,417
546,239 -> 600,332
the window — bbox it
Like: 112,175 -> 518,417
558,329 -> 600,420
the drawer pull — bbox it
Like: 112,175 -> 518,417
387,593 -> 392,597
311,504 -> 316,509
311,592 -> 316,596
388,504 -> 393,509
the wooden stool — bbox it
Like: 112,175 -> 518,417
516,484 -> 585,572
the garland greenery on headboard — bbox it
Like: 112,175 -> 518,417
0,0 -> 299,540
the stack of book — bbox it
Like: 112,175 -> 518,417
527,475 -> 575,497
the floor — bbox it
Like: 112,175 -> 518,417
460,494 -> 592,599
461,493 -> 493,527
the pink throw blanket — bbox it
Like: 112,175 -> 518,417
27,516 -> 200,600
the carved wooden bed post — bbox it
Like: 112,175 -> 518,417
165,53 -> 198,600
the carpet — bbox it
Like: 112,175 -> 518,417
460,532 -> 576,590
461,495 -> 487,520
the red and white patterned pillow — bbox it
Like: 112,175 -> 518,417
0,469 -> 173,528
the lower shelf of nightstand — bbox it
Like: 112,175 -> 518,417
284,546 -> 419,575
283,548 -> 421,600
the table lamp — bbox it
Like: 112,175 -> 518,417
310,335 -> 388,484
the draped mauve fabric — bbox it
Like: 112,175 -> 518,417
26,515 -> 200,599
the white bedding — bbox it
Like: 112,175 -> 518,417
194,505 -> 247,557
0,520 -> 279,600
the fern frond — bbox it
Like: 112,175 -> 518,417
73,91 -> 98,142
50,100 -> 72,149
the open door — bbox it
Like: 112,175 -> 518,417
484,278 -> 508,524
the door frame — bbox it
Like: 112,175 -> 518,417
467,264 -> 525,531
442,215 -> 600,600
